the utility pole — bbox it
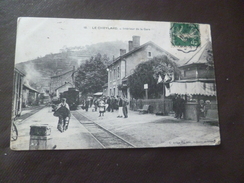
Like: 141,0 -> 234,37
144,84 -> 148,99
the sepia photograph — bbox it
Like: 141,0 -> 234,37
11,17 -> 220,150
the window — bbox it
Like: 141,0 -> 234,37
148,52 -> 152,58
114,68 -> 116,80
110,70 -> 112,80
117,66 -> 120,78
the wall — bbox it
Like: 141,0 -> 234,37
181,64 -> 215,80
130,98 -> 173,115
184,103 -> 198,121
50,70 -> 73,93
125,45 -> 165,77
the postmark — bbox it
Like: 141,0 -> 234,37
170,23 -> 201,53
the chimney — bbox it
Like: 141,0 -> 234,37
132,36 -> 140,49
120,49 -> 126,56
128,41 -> 133,52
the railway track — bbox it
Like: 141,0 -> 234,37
71,111 -> 135,148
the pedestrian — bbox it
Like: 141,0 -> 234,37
179,96 -> 185,119
175,95 -> 181,118
172,95 -> 177,117
199,100 -> 205,118
117,96 -> 123,118
53,98 -> 71,133
122,97 -> 129,118
106,96 -> 111,112
110,96 -> 115,112
90,98 -> 93,107
98,99 -> 105,117
85,98 -> 89,112
94,98 -> 98,112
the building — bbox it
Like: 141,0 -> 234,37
49,66 -> 76,96
165,41 -> 218,121
107,36 -> 178,100
102,83 -> 108,96
22,82 -> 40,107
13,68 -> 25,118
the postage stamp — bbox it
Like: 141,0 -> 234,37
170,23 -> 201,49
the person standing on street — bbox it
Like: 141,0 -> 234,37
110,96 -> 115,112
122,97 -> 129,118
85,98 -> 89,112
106,96 -> 111,112
175,95 -> 181,118
179,96 -> 185,119
98,98 -> 105,117
117,96 -> 123,118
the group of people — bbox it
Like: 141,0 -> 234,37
83,95 -> 129,118
116,96 -> 129,118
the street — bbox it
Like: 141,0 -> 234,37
11,106 -> 220,150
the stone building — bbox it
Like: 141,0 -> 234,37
13,68 -> 25,118
107,36 -> 178,100
49,66 -> 76,96
165,41 -> 218,121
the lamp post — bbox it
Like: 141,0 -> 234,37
144,84 -> 148,99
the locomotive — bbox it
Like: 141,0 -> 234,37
60,88 -> 80,110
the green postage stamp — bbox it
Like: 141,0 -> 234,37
170,23 -> 201,50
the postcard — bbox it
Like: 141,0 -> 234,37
11,17 -> 220,150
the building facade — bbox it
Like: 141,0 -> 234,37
107,36 -> 178,100
22,83 -> 39,107
166,42 -> 218,121
13,68 -> 25,118
49,66 -> 76,96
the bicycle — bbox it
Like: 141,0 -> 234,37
11,122 -> 18,141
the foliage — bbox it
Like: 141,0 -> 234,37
128,55 -> 180,99
75,53 -> 108,95
152,55 -> 181,80
117,84 -> 127,91
206,49 -> 214,68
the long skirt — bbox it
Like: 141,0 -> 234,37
118,107 -> 123,117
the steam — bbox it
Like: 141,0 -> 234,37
23,62 -> 42,89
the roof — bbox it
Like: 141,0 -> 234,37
180,42 -> 212,67
23,83 -> 39,93
51,69 -> 73,78
93,92 -> 103,96
165,81 -> 216,96
102,83 -> 108,88
55,82 -> 73,91
14,67 -> 25,76
108,41 -> 179,67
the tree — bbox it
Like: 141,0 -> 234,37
128,55 -> 180,99
75,53 -> 108,96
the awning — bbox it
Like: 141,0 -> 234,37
93,92 -> 103,96
165,81 -> 216,96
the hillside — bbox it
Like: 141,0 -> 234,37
15,40 -> 127,92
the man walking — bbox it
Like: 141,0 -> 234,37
53,98 -> 71,133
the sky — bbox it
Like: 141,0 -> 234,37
15,17 -> 211,64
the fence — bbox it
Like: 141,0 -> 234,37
130,98 -> 173,115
